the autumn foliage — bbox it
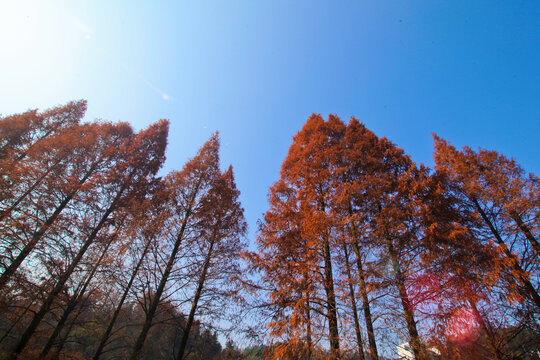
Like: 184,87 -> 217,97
247,114 -> 539,360
0,103 -> 538,360
0,101 -> 246,360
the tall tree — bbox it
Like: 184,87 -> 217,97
128,134 -> 220,360
433,135 -> 540,309
0,100 -> 86,180
279,114 -> 346,359
5,119 -> 168,360
0,120 -> 133,291
176,166 -> 247,360
335,118 -> 401,360
252,115 -> 348,359
92,188 -> 169,360
247,178 -> 320,360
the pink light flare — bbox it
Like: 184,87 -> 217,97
444,306 -> 482,345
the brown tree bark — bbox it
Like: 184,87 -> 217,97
510,210 -> 540,258
387,240 -> 425,360
176,237 -> 216,360
473,199 -> 540,309
323,232 -> 341,360
92,233 -> 154,360
306,292 -> 312,360
5,182 -> 128,360
349,215 -> 379,360
0,159 -> 100,290
342,242 -> 366,360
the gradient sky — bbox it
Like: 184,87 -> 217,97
1,0 -> 539,246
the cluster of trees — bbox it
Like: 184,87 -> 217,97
1,102 -> 538,360
246,115 -> 539,360
0,101 -> 247,359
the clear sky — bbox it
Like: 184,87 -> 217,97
1,0 -> 539,246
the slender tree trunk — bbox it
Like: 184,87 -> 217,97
176,237 -> 216,360
0,157 -> 62,223
51,297 -> 86,360
322,232 -> 341,360
342,242 -> 365,360
0,160 -> 100,291
318,197 -> 340,360
5,182 -> 126,360
348,210 -> 379,360
39,230 -> 117,359
353,242 -> 379,360
93,234 -> 154,360
510,210 -> 540,258
0,127 -> 56,177
38,291 -> 81,359
306,293 -> 312,360
129,172 -> 205,360
0,300 -> 36,345
472,199 -> 540,309
387,240 -> 425,360
469,300 -> 504,360
128,211 -> 191,360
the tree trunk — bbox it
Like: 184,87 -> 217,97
38,291 -> 82,359
348,210 -> 379,360
176,237 -> 216,360
510,210 -> 540,259
342,242 -> 365,360
472,199 -> 540,309
387,240 -> 425,360
306,293 -> 312,360
93,234 -> 154,360
0,300 -> 36,345
128,211 -> 191,360
318,197 -> 340,360
0,159 -> 100,290
322,232 -> 341,360
50,298 -> 86,360
5,182 -> 126,360
129,166 -> 205,360
39,229 -> 117,359
469,300 -> 504,360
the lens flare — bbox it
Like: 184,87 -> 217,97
445,307 -> 482,345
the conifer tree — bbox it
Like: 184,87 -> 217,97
176,166 -> 246,360
0,118 -> 133,290
5,119 -> 168,359
433,135 -> 540,309
129,134 -> 220,360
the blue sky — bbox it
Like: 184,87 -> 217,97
1,0 -> 539,245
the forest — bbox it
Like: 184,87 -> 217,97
0,101 -> 538,360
